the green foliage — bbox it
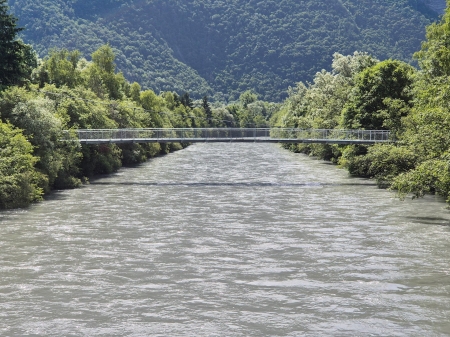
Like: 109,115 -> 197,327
38,49 -> 82,88
242,101 -> 275,127
80,144 -> 122,176
10,0 -> 438,101
221,94 -> 279,128
386,3 -> 450,203
414,4 -> 450,77
341,60 -> 415,131
341,144 -> 418,186
202,96 -> 212,125
130,82 -> 141,103
10,98 -> 63,189
1,86 -> 83,191
0,85 -> 36,121
273,3 -> 450,206
140,89 -> 168,128
278,52 -> 379,159
180,93 -> 194,109
392,158 -> 450,202
239,91 -> 258,108
0,43 -> 214,208
4,0 -> 450,209
0,0 -> 36,89
210,107 -> 236,127
92,44 -> 115,74
0,121 -> 44,208
90,44 -> 125,100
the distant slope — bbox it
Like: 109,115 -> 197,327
424,0 -> 446,14
9,0 -> 444,101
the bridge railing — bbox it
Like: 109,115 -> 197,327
66,128 -> 392,143
71,128 -> 274,140
269,128 -> 391,141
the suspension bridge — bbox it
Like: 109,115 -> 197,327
64,128 -> 392,145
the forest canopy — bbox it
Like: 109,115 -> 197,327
9,0 -> 444,101
4,0 -> 450,209
272,1 -> 450,204
0,0 -> 276,208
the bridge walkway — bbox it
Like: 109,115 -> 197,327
64,128 -> 392,145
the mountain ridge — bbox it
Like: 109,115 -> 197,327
9,0 -> 446,101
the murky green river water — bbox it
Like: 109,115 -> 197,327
1,143 -> 449,336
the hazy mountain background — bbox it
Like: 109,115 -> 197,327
9,0 -> 446,101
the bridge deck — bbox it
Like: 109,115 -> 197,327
64,128 -> 392,145
77,138 -> 388,145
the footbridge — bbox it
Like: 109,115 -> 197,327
65,128 -> 392,145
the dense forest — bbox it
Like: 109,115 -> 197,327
3,0 -> 450,210
272,1 -> 450,204
1,0 -> 278,208
8,0 -> 445,101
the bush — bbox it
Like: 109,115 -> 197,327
0,122 -> 44,209
342,144 -> 417,187
392,158 -> 450,202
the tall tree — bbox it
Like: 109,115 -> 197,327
414,4 -> 450,78
40,49 -> 82,88
341,60 -> 415,131
180,92 -> 194,109
202,96 -> 212,125
239,90 -> 257,108
90,44 -> 124,100
0,0 -> 36,89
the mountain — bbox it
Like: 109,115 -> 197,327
9,0 -> 445,101
424,0 -> 446,14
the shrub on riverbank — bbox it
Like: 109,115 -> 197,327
0,122 -> 44,208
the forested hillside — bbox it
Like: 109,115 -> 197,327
271,1 -> 450,205
4,0 -> 450,209
9,0 -> 444,101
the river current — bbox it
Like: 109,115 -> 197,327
1,143 -> 449,336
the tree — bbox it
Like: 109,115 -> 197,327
90,44 -> 124,99
341,60 -> 415,131
0,121 -> 44,208
38,49 -> 82,88
140,89 -> 167,128
342,144 -> 417,187
389,5 -> 450,202
239,90 -> 257,108
414,5 -> 450,78
180,92 -> 194,109
92,44 -> 116,74
211,107 -> 236,127
130,82 -> 141,103
0,0 -> 36,89
275,52 -> 379,159
202,96 -> 212,125
10,98 -> 65,191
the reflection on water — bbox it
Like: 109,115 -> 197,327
0,143 -> 450,336
405,216 -> 450,226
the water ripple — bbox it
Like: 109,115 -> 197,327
0,143 -> 450,336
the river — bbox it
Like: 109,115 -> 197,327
1,143 -> 449,336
